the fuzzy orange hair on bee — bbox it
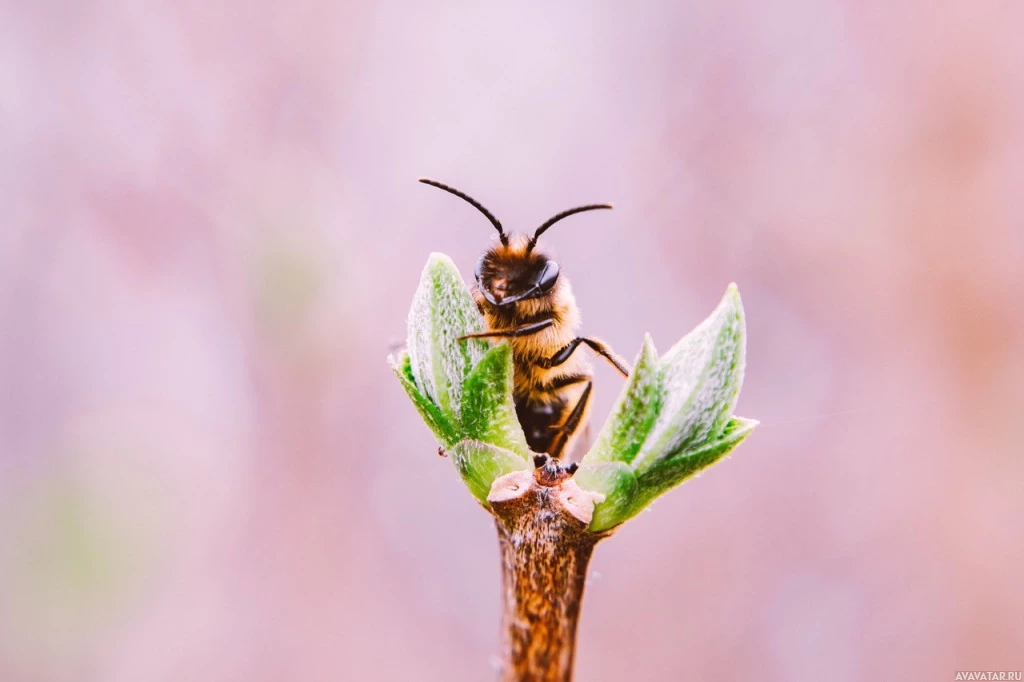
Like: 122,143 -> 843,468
419,177 -> 630,459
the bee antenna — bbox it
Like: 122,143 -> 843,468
418,178 -> 508,246
529,203 -> 613,252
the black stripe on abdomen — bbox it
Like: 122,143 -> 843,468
515,397 -> 567,456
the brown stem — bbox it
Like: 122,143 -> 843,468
488,462 -> 608,682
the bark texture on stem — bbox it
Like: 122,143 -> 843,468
488,463 -> 608,682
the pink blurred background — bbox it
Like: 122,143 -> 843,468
2,1 -> 1022,680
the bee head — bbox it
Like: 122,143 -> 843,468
417,178 -> 612,308
475,240 -> 560,307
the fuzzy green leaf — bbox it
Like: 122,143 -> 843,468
583,335 -> 662,466
628,416 -> 757,518
460,342 -> 529,457
632,284 -> 746,475
450,440 -> 532,504
389,350 -> 460,447
406,253 -> 490,420
573,462 -> 639,532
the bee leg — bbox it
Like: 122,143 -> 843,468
543,372 -> 590,391
548,380 -> 592,460
541,337 -> 630,377
457,318 -> 553,341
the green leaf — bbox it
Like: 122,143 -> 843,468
628,416 -> 757,517
394,255 -> 527,462
389,350 -> 460,447
460,343 -> 529,457
450,440 -> 531,504
406,253 -> 490,420
632,284 -> 746,475
583,334 -> 662,466
573,462 -> 639,532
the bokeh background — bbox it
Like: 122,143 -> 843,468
2,1 -> 1023,680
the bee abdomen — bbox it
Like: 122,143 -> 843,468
513,367 -> 592,455
515,398 -> 565,456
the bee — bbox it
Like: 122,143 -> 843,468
419,178 -> 630,460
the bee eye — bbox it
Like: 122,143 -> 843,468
537,260 -> 560,292
475,256 -> 486,283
